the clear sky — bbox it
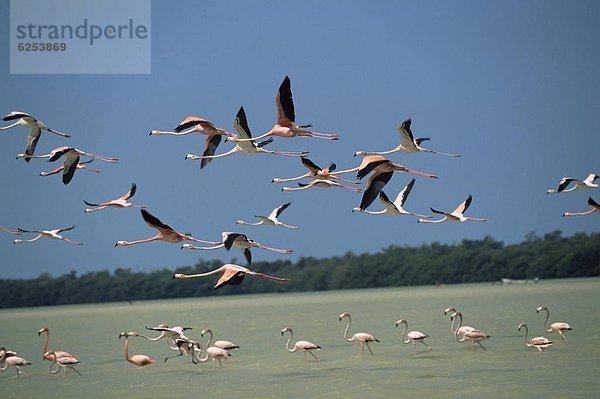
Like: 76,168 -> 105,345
1,1 -> 598,279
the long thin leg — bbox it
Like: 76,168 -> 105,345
330,175 -> 362,185
69,366 -> 82,375
45,127 -> 71,138
272,150 -> 310,157
186,236 -> 223,245
60,237 -> 84,245
80,152 -> 119,163
422,148 -> 462,158
279,223 -> 300,229
254,244 -> 293,255
365,342 -> 374,355
308,350 -> 319,360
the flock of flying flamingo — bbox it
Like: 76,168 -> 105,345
0,76 -> 590,377
0,305 -> 573,377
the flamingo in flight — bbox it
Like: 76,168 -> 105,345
173,263 -> 291,290
547,173 -> 598,194
339,312 -> 379,355
118,332 -> 156,367
14,225 -> 83,245
39,159 -> 101,178
272,157 -> 360,185
84,183 -> 145,213
150,116 -> 234,169
16,146 -> 118,185
185,106 -> 308,163
563,196 -> 600,217
227,76 -> 338,143
517,322 -> 554,352
352,178 -> 432,218
163,339 -> 199,363
395,319 -> 432,352
330,155 -> 437,211
1,111 -> 70,162
236,202 -> 300,229
182,232 -> 292,265
281,178 -> 362,193
417,194 -> 487,224
0,348 -> 31,378
201,328 -> 239,352
143,324 -> 193,351
354,118 -> 462,158
281,327 -> 322,361
115,209 -> 220,247
536,306 -> 573,341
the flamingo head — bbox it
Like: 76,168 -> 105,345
338,312 -> 350,321
536,306 -> 547,314
395,319 -> 407,327
149,130 -> 160,136
114,241 -> 128,247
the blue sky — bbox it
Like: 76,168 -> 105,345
1,0 -> 598,279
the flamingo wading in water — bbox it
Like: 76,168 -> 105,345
201,328 -> 239,352
281,327 -> 322,360
354,118 -> 462,158
0,349 -> 31,378
227,76 -> 339,143
1,111 -> 70,162
517,322 -> 554,352
395,319 -> 432,351
38,327 -> 75,363
536,306 -> 573,341
173,264 -> 291,290
115,209 -> 220,247
185,107 -> 308,163
118,332 -> 156,367
339,312 -> 379,355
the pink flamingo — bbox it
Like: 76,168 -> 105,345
84,183 -> 145,213
418,194 -> 487,224
173,264 -> 291,290
563,196 -> 600,217
118,332 -> 156,367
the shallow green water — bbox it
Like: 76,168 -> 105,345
1,278 -> 599,398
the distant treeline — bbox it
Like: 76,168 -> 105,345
1,230 -> 599,309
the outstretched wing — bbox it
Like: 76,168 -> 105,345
360,171 -> 393,210
57,225 -> 76,233
301,157 -> 321,174
397,119 -> 417,149
201,135 -> 222,169
588,196 -> 600,208
269,203 -> 291,220
24,127 -> 41,162
557,178 -> 576,193
214,269 -> 245,289
452,194 -> 473,215
120,183 -> 137,200
276,76 -> 295,124
394,178 -> 416,208
62,154 -> 80,185
223,233 -> 247,251
174,116 -> 214,132
141,209 -> 175,232
357,158 -> 388,180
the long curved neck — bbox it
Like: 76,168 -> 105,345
41,331 -> 49,354
342,316 -> 353,341
123,337 -> 131,362
284,331 -> 295,352
450,315 -> 457,334
521,325 -> 529,343
194,347 -> 209,362
135,332 -> 164,342
454,313 -> 463,340
542,309 -> 551,332
399,323 -> 410,344
204,330 -> 213,348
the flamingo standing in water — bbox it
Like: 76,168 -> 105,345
44,351 -> 82,375
201,328 -> 239,352
0,348 -> 31,378
14,226 -> 83,245
338,312 -> 379,355
38,327 -> 75,362
150,116 -> 234,169
192,343 -> 231,367
281,178 -> 362,193
418,194 -> 487,224
115,209 -> 220,247
173,264 -> 291,290
182,232 -> 292,265
227,76 -> 339,143
272,157 -> 360,185
547,174 -> 598,194
84,183 -> 145,213
118,332 -> 156,367
281,327 -> 321,360
517,322 -> 554,352
16,146 -> 118,185
536,306 -> 573,341
39,159 -> 101,178
1,111 -> 70,162
352,178 -> 432,218
445,310 -> 476,342
185,107 -> 308,163
563,197 -> 600,217
395,319 -> 432,351
354,118 -> 462,158
236,202 -> 299,229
